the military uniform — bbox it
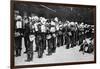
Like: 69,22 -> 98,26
22,16 -> 30,53
24,22 -> 30,53
41,24 -> 47,51
78,23 -> 85,45
26,34 -> 35,61
37,32 -> 44,58
65,23 -> 72,49
36,23 -> 44,58
46,30 -> 52,55
14,14 -> 22,57
34,22 -> 39,52
25,20 -> 35,62
70,22 -> 77,47
62,24 -> 68,46
50,22 -> 56,53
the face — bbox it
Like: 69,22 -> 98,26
23,12 -> 27,18
14,10 -> 19,20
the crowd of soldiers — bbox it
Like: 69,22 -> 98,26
14,10 -> 94,62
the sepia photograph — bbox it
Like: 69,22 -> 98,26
10,1 -> 96,69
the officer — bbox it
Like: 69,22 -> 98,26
14,10 -> 22,57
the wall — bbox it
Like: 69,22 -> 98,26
0,0 -> 100,69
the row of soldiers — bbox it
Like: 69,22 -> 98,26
14,10 -> 94,62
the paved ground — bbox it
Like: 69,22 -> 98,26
15,38 -> 94,66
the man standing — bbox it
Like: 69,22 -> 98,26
23,12 -> 30,53
34,16 -> 40,52
14,10 -> 23,57
78,22 -> 85,45
50,20 -> 56,53
65,22 -> 72,49
37,23 -> 44,58
25,15 -> 35,62
57,22 -> 63,47
40,17 -> 47,51
70,22 -> 76,47
46,24 -> 52,55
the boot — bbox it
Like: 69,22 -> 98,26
16,50 -> 19,57
25,54 -> 30,62
18,49 -> 21,56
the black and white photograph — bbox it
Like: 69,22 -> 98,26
10,1 -> 96,68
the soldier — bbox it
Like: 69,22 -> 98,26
46,21 -> 53,55
56,22 -> 60,47
40,17 -> 47,51
25,15 -> 36,62
34,16 -> 40,52
55,18 -> 60,47
14,10 -> 23,57
65,22 -> 72,49
37,23 -> 44,58
50,20 -> 57,53
33,17 -> 44,58
86,25 -> 93,38
57,22 -> 63,47
70,22 -> 77,47
74,22 -> 79,46
25,34 -> 35,62
78,22 -> 85,45
61,22 -> 67,46
63,21 -> 69,46
23,12 -> 30,53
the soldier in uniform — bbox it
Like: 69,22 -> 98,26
78,22 -> 85,45
74,22 -> 79,46
34,17 -> 44,58
65,22 -> 72,49
57,22 -> 63,47
37,23 -> 44,58
25,15 -> 35,62
23,12 -> 30,53
46,21 -> 53,55
56,22 -> 60,47
40,17 -> 47,51
14,10 -> 23,57
70,22 -> 77,47
86,25 -> 93,38
62,22 -> 67,46
50,20 -> 57,53
63,21 -> 69,46
34,16 -> 41,52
